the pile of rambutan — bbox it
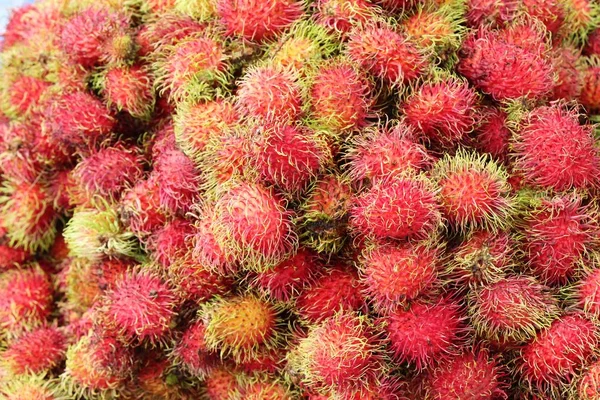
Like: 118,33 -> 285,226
3,0 -> 600,398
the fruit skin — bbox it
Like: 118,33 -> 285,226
217,0 -> 303,41
465,0 -> 517,27
426,348 -> 507,400
191,205 -> 237,275
0,374 -> 66,400
468,107 -> 511,164
3,326 -> 67,376
512,104 -> 600,192
171,320 -> 218,378
350,174 -> 441,241
119,177 -> 167,239
575,267 -> 600,319
314,0 -> 378,36
467,276 -> 558,343
1,75 -> 50,119
287,312 -> 386,398
99,270 -> 177,344
430,149 -> 514,232
402,76 -> 479,148
519,194 -> 597,285
146,218 -> 194,268
550,45 -> 584,101
359,241 -> 439,312
0,226 -> 30,271
580,56 -> 600,114
98,64 -> 155,119
383,298 -> 466,370
574,360 -> 600,400
519,313 -> 598,390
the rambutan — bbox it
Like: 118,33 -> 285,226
3,326 -> 67,375
464,0 -> 517,28
402,76 -> 479,148
168,256 -> 233,304
202,294 -> 284,362
98,65 -> 155,119
427,348 -> 507,399
1,75 -> 50,119
251,122 -> 328,195
174,99 -> 238,164
562,0 -> 600,40
350,174 -> 441,241
191,206 -> 237,275
175,0 -> 218,21
586,28 -> 600,55
216,0 -> 303,41
468,107 -> 511,164
239,375 -> 296,400
575,360 -> 600,400
172,320 -> 217,377
574,267 -> 600,318
203,366 -> 242,400
119,177 -> 167,239
346,21 -> 425,86
99,270 -> 176,344
152,148 -> 202,214
287,313 -> 385,398
0,226 -> 29,272
468,276 -> 558,343
383,298 -> 466,369
0,265 -> 53,334
359,241 -> 439,312
296,264 -> 365,323
136,13 -> 206,57
146,218 -> 195,268
314,0 -> 378,35
551,46 -> 583,102
512,104 -> 600,192
431,149 -> 514,232
0,374 -> 65,400
0,181 -> 57,253
519,195 -> 597,285
403,2 -> 466,52
307,59 -> 372,133
133,356 -> 187,399
212,181 -> 297,271
519,313 -> 598,389
580,56 -> 600,114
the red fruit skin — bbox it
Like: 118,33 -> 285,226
577,360 -> 600,399
6,76 -> 50,117
147,218 -> 195,268
585,28 -> 600,56
3,4 -> 60,49
169,257 -> 232,304
0,226 -> 29,272
103,65 -> 154,118
152,148 -> 201,215
350,176 -> 441,241
513,105 -> 600,192
465,0 -> 518,27
580,63 -> 600,114
521,196 -> 597,285
253,123 -> 324,194
522,0 -> 565,35
458,29 -> 554,101
101,271 -> 177,343
550,46 -> 583,101
428,349 -> 507,400
137,14 -> 206,57
3,5 -> 38,48
173,321 -> 217,377
119,177 -> 167,239
217,0 -> 303,41
519,314 -> 598,388
252,248 -> 320,302
297,266 -> 365,323
347,22 -> 425,85
204,367 -> 241,400
360,242 -> 438,312
0,267 -> 53,333
576,268 -> 600,317
192,208 -> 237,275
384,298 -> 465,369
469,107 -> 511,164
403,78 -> 478,148
309,61 -> 372,132
44,91 -> 114,150
315,0 -> 376,35
4,326 -> 67,375
236,66 -> 302,122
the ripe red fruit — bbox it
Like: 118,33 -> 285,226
172,320 -> 217,377
513,105 -> 600,192
239,376 -> 295,399
204,366 -> 242,400
101,65 -> 154,119
168,257 -> 233,304
550,45 -> 583,101
469,107 -> 511,164
519,313 -> 598,389
520,195 -> 597,285
147,218 -> 195,268
404,76 -> 479,148
191,206 -> 237,275
468,276 -> 558,343
217,0 -> 303,41
136,13 -> 206,57
0,226 -> 29,272
315,0 -> 378,35
3,75 -> 50,118
465,0 -> 517,27
359,241 -> 439,311
350,175 -> 441,241
580,58 -> 600,114
347,21 -> 425,85
575,268 -> 600,318
4,326 -> 67,375
100,271 -> 177,343
152,148 -> 202,214
119,177 -> 167,239
576,360 -> 600,400
0,375 -> 65,400
384,298 -> 465,369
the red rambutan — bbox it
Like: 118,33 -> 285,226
191,206 -> 237,275
119,177 -> 167,239
551,46 -> 583,101
580,57 -> 600,114
172,320 -> 218,377
168,256 -> 233,304
3,326 -> 67,375
0,226 -> 29,272
464,0 -> 518,28
314,0 -> 378,35
146,218 -> 195,268
100,65 -> 155,119
152,148 -> 202,214
2,75 -> 50,118
468,107 -> 511,164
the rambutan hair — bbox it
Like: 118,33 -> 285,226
3,326 -> 67,375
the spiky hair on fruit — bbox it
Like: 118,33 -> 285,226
168,256 -> 233,304
512,103 -> 600,192
382,297 -> 467,370
468,106 -> 511,164
287,312 -> 386,399
305,58 -> 373,134
2,326 -> 67,376
518,313 -> 599,392
296,263 -> 365,323
0,75 -> 50,120
190,205 -> 237,275
402,74 -> 479,149
562,0 -> 600,42
173,98 -> 238,164
146,217 -> 194,268
296,172 -> 353,255
518,194 -> 598,285
458,25 -> 554,101
119,177 -> 167,239
98,269 -> 177,344
250,121 -> 330,195
444,230 -> 514,289
201,294 -> 286,363
580,55 -> 600,115
174,0 -> 217,21
0,226 -> 30,272
212,181 -> 297,271
64,205 -> 139,262
202,365 -> 242,399
237,374 -> 297,400
70,146 -> 145,207
0,374 -> 66,400
550,45 -> 584,101
425,347 -> 507,400
314,0 -> 380,36
136,12 -> 206,57
572,359 -> 600,400
95,64 -> 155,119
467,275 -> 559,344
0,180 -> 57,253
358,240 -> 440,312
267,20 -> 338,73
61,331 -> 133,399
430,148 -> 515,232
346,19 -> 426,87
133,356 -> 191,400
572,260 -> 600,320
171,320 -> 218,378
350,173 -> 442,241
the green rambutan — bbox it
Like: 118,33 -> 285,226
174,0 -> 218,21
3,326 -> 67,376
